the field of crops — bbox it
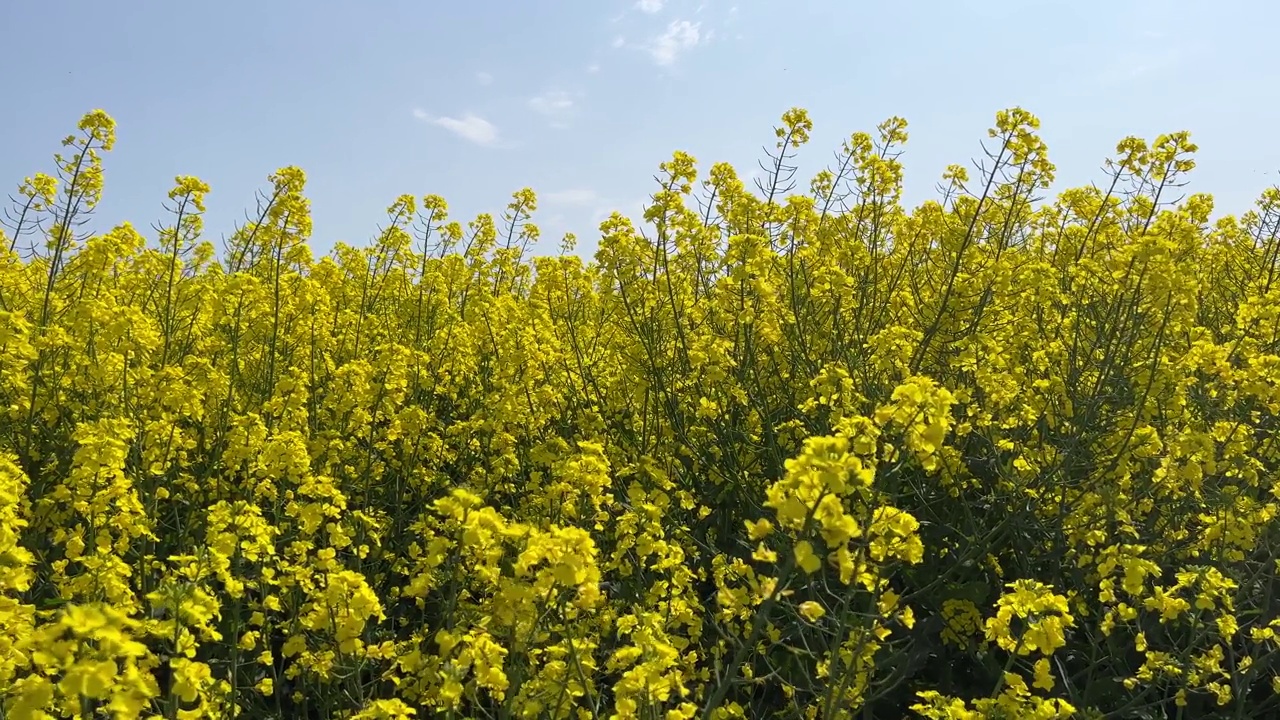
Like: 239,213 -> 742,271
1,106 -> 1278,719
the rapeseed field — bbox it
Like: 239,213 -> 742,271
2,107 -> 1279,718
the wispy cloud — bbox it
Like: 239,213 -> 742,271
646,20 -> 702,66
587,63 -> 601,74
412,109 -> 500,146
636,0 -> 664,13
476,71 -> 493,86
544,189 -> 599,205
611,34 -> 627,48
528,90 -> 578,128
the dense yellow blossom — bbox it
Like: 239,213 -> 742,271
1,105 -> 1279,718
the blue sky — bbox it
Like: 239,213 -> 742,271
2,0 -> 1278,259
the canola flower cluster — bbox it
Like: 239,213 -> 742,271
0,106 -> 1278,719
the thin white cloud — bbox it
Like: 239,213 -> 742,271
476,71 -> 494,85
612,34 -> 627,48
587,63 -> 601,74
544,189 -> 599,205
636,0 -> 664,12
413,109 -> 500,146
530,90 -> 574,115
529,90 -> 577,128
647,20 -> 702,66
